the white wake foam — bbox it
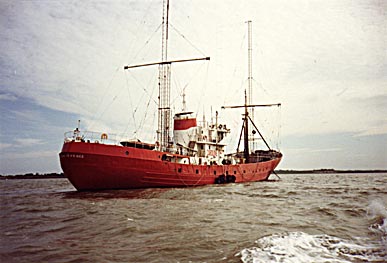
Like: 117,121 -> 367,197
237,232 -> 386,263
367,199 -> 387,241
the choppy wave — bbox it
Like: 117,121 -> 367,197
367,199 -> 387,242
239,199 -> 387,263
1,173 -> 386,263
238,231 -> 386,263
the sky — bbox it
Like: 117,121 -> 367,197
0,0 -> 386,174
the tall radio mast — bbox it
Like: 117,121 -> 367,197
247,20 -> 255,147
157,0 -> 171,151
124,0 -> 209,151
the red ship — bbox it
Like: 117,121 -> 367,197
59,1 -> 282,191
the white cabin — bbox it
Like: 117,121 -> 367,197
173,112 -> 233,165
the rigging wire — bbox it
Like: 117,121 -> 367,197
86,66 -> 121,134
128,23 -> 162,65
277,104 -> 282,150
127,71 -> 158,105
169,23 -> 206,57
252,78 -> 271,99
125,71 -> 157,138
135,71 -> 158,137
122,72 -> 138,137
194,61 -> 210,118
120,0 -> 162,65
215,21 -> 282,151
86,4 -> 161,136
125,80 -> 156,142
222,28 -> 247,106
151,107 -> 157,141
169,60 -> 209,112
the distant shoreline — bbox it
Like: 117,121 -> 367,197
1,169 -> 386,179
275,169 -> 387,174
0,173 -> 65,180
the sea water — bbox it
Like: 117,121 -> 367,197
0,173 -> 386,262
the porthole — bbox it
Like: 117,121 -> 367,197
125,151 -> 129,155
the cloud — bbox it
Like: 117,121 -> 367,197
354,121 -> 387,137
0,143 -> 12,150
2,0 -> 385,138
285,147 -> 342,155
0,93 -> 17,101
14,138 -> 44,147
1,149 -> 55,159
1,0 -> 386,172
10,109 -> 42,122
0,150 -> 61,174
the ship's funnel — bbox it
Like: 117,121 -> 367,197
173,112 -> 197,131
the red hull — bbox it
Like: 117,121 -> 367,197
60,141 -> 282,191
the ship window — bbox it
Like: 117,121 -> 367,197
162,154 -> 171,162
125,151 -> 129,155
178,168 -> 182,173
214,171 -> 216,175
196,169 -> 199,174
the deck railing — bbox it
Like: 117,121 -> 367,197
64,130 -> 119,145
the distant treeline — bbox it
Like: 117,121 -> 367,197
0,173 -> 65,179
275,169 -> 387,174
